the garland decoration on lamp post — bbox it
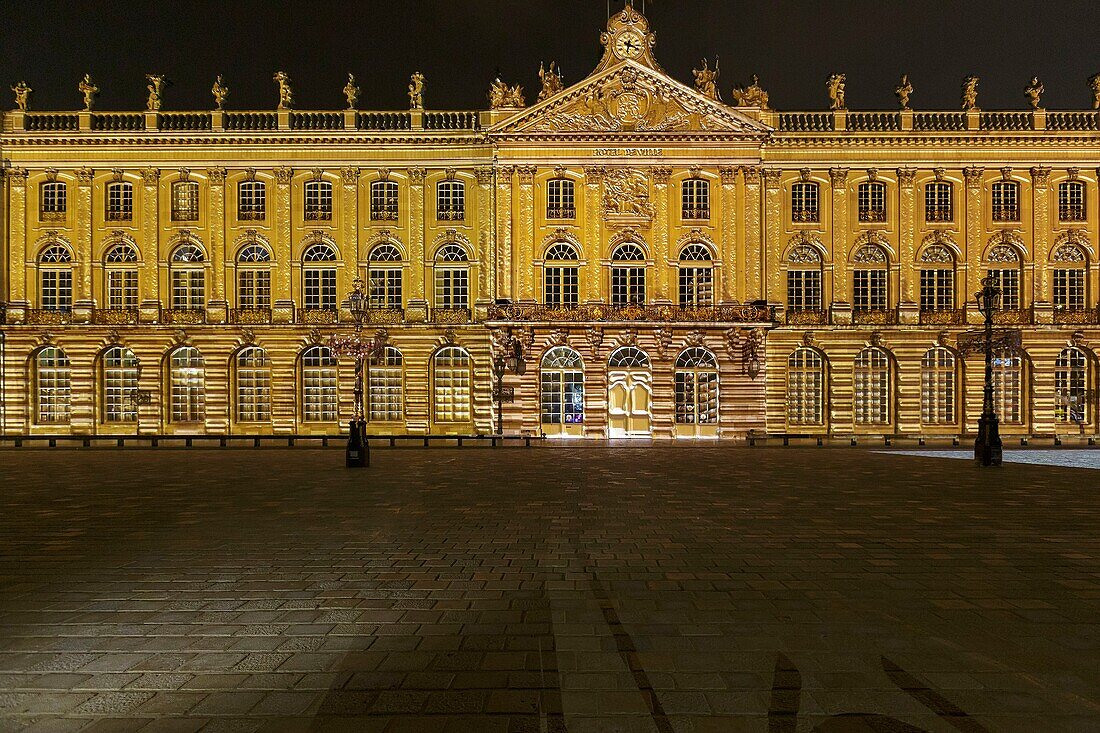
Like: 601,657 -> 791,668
329,277 -> 385,467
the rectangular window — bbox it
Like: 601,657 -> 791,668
681,179 -> 710,220
547,179 -> 576,219
986,268 -> 1020,310
106,183 -> 133,221
369,268 -> 403,309
857,182 -> 886,222
1059,182 -> 1086,222
237,367 -> 271,422
1053,269 -> 1086,310
544,266 -> 579,307
853,269 -> 887,311
925,182 -> 953,222
369,355 -> 403,423
920,268 -> 954,311
436,181 -> 465,221
371,181 -> 399,220
238,181 -> 266,220
237,269 -> 271,309
172,269 -> 205,309
41,270 -> 73,311
104,364 -> 138,423
304,181 -> 333,220
171,181 -> 199,221
40,182 -> 67,221
991,182 -> 1020,222
678,266 -> 713,306
107,269 -> 138,309
304,268 -> 337,310
786,270 -> 822,311
434,268 -> 469,309
302,368 -> 337,422
791,182 -> 819,222
611,266 -> 645,306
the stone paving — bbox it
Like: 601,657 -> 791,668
1,446 -> 1099,732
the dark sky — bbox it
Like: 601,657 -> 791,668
2,0 -> 1099,113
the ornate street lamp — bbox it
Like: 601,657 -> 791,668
330,277 -> 384,467
974,275 -> 1003,466
491,333 -> 526,436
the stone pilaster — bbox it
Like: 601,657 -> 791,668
6,168 -> 28,320
719,166 -> 738,303
516,166 -> 536,302
651,166 -> 672,304
73,167 -> 94,322
829,167 -> 850,311
340,167 -> 360,301
761,168 -> 783,304
495,166 -> 514,302
742,167 -> 763,303
406,167 -> 427,321
1030,166 -> 1052,308
897,167 -> 917,307
475,166 -> 494,314
205,168 -> 228,323
963,167 -> 984,323
139,168 -> 160,322
583,166 -> 605,303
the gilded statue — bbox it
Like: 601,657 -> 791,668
826,73 -> 846,110
343,73 -> 360,110
273,71 -> 294,110
537,61 -> 564,102
961,75 -> 979,111
1024,76 -> 1044,110
211,75 -> 229,110
731,74 -> 769,109
408,71 -> 425,110
11,81 -> 31,111
1090,74 -> 1100,110
78,74 -> 99,111
488,77 -> 526,109
692,57 -> 721,101
145,74 -> 166,112
895,74 -> 913,110
602,168 -> 655,219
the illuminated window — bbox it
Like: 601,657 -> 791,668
235,346 -> 272,422
1058,181 -> 1086,222
1052,243 -> 1087,311
919,244 -> 955,312
678,244 -> 713,306
857,181 -> 886,222
921,347 -> 957,425
434,244 -> 469,310
236,242 -> 272,310
38,243 -> 73,311
547,179 -> 575,219
786,244 -> 822,312
40,181 -> 67,220
302,243 -> 338,310
301,346 -> 338,422
675,348 -> 718,424
852,244 -> 888,312
985,244 -> 1021,310
169,346 -> 205,423
102,346 -> 139,423
436,180 -> 465,220
681,178 -> 710,220
543,242 -> 579,307
104,243 -> 138,309
433,347 -> 472,423
791,181 -> 819,222
370,180 -> 399,220
368,346 -> 404,422
171,181 -> 199,221
36,346 -> 71,424
925,182 -> 953,221
1055,347 -> 1090,424
304,180 -> 333,220
105,181 -> 133,221
170,243 -> 205,310
992,348 -> 1023,424
991,181 -> 1020,222
368,243 -> 403,309
238,180 -> 266,220
787,348 -> 825,426
610,242 -> 646,306
854,347 -> 890,425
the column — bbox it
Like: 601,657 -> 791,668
207,167 -> 229,324
73,167 -> 94,322
718,166 -> 738,304
406,167 -> 427,322
516,166 -> 536,303
651,166 -> 672,304
761,168 -> 783,304
475,166 -> 494,314
582,166 -> 605,303
6,169 -> 28,321
829,167 -> 851,324
897,168 -> 917,320
272,167 -> 294,322
139,168 -> 160,323
1030,166 -> 1053,322
340,166 -> 361,301
963,167 -> 984,323
494,166 -> 514,302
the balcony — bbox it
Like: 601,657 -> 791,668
485,303 -> 775,324
92,307 -> 139,325
992,308 -> 1031,325
105,210 -> 132,222
681,207 -> 710,221
919,308 -> 966,325
39,210 -> 67,223
1059,205 -> 1087,222
363,308 -> 404,325
297,308 -> 338,325
991,206 -> 1020,222
852,308 -> 897,325
304,209 -> 332,221
25,309 -> 72,325
237,209 -> 265,222
370,207 -> 399,221
785,309 -> 828,326
858,208 -> 886,223
431,307 -> 471,324
546,207 -> 576,220
925,208 -> 952,223
1053,307 -> 1100,325
791,209 -> 819,223
163,308 -> 206,325
229,307 -> 272,325
171,208 -> 199,222
436,207 -> 465,222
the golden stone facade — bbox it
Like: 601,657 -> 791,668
1,8 -> 1098,440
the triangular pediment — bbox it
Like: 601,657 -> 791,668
489,60 -> 771,138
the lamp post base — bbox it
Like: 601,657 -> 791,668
346,420 -> 367,468
974,413 -> 1003,466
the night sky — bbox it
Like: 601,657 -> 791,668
2,0 -> 1098,113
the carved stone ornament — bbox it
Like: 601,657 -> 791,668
1053,243 -> 1086,262
963,167 -> 983,188
241,328 -> 256,345
585,326 -> 604,355
602,168 -> 655,220
516,166 -> 536,185
106,328 -> 122,345
408,71 -> 425,110
1030,166 -> 1052,186
1067,167 -> 1080,181
38,331 -> 55,345
987,244 -> 1020,263
933,167 -> 946,182
141,168 -> 159,186
655,327 -> 674,358
866,168 -> 879,183
617,330 -> 639,348
1000,166 -> 1013,182
407,167 -> 427,185
475,167 -> 493,186
799,168 -> 813,182
78,74 -> 99,111
341,166 -> 360,186
308,328 -> 324,345
548,328 -> 569,347
44,167 -> 58,182
243,167 -> 257,182
145,73 -> 166,112
718,166 -> 737,184
177,167 -> 191,182
274,167 -> 293,185
802,331 -> 816,347
692,57 -> 721,101
442,328 -> 458,346
172,329 -> 189,345
211,75 -> 229,111
8,168 -> 28,188
724,328 -> 740,359
761,169 -> 782,188
896,167 -> 917,187
310,167 -> 324,181
935,331 -> 952,348
853,244 -> 888,263
488,77 -> 526,109
961,75 -> 979,111
1070,331 -> 1087,348
684,330 -> 706,348
920,244 -> 955,263
11,80 -> 31,111
373,328 -> 390,346
376,167 -> 391,182
207,167 -> 226,185
651,166 -> 672,185
869,331 -> 884,348
111,168 -> 125,182
895,74 -> 913,110
537,61 -> 565,102
343,73 -> 359,111
826,73 -> 846,110
273,71 -> 294,110
829,167 -> 849,187
731,74 -> 770,109
1024,76 -> 1044,110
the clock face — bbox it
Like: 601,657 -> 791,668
614,31 -> 643,59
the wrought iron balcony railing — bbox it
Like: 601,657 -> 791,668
858,208 -> 886,223
163,307 -> 206,325
431,307 -> 471,324
297,308 -> 338,325
785,309 -> 828,326
852,308 -> 897,325
229,307 -> 272,325
25,309 -> 72,325
919,308 -> 966,325
92,307 -> 139,325
486,302 -> 774,323
1053,306 -> 1100,325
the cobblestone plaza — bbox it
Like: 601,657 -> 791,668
1,446 -> 1099,732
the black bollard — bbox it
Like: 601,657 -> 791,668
346,419 -> 366,468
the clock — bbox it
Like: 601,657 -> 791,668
613,30 -> 643,59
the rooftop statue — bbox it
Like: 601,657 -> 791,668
537,62 -> 564,102
1090,73 -> 1100,110
408,72 -> 425,110
146,74 -> 166,112
826,73 -> 846,110
692,57 -> 721,101
962,75 -> 980,111
211,75 -> 229,111
489,77 -> 526,109
78,74 -> 99,111
1024,76 -> 1044,110
344,73 -> 360,111
731,74 -> 769,109
273,71 -> 294,110
11,81 -> 31,111
895,74 -> 913,111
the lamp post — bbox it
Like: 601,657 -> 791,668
974,275 -> 1003,466
330,277 -> 383,467
491,333 -> 526,436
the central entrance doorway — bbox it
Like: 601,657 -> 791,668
607,346 -> 652,438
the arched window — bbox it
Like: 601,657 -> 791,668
36,346 -> 71,424
857,181 -> 886,222
854,347 -> 890,425
675,348 -> 718,424
678,244 -> 713,307
787,348 -> 825,426
238,180 -> 266,220
168,346 -> 205,423
791,181 -> 819,222
434,244 -> 469,311
993,348 -> 1024,424
101,345 -> 139,423
170,243 -> 205,310
301,346 -> 338,422
682,178 -> 710,220
540,347 -> 584,426
236,242 -> 272,310
368,243 -> 403,310
920,347 -> 957,425
991,180 -> 1020,222
38,243 -> 73,311
433,347 -> 472,423
1059,180 -> 1086,222
986,244 -> 1022,311
370,180 -> 399,221
171,180 -> 199,222
302,243 -> 338,311
544,242 -> 580,307
102,346 -> 139,423
40,180 -> 67,220
608,346 -> 651,368
436,180 -> 465,221
925,182 -> 953,221
105,181 -> 133,221
852,244 -> 888,314
919,244 -> 955,313
610,243 -> 647,306
1052,243 -> 1087,312
786,244 -> 823,312
304,179 -> 333,220
1055,347 -> 1090,424
547,179 -> 576,219
368,346 -> 404,422
103,243 -> 138,310
235,347 -> 272,422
